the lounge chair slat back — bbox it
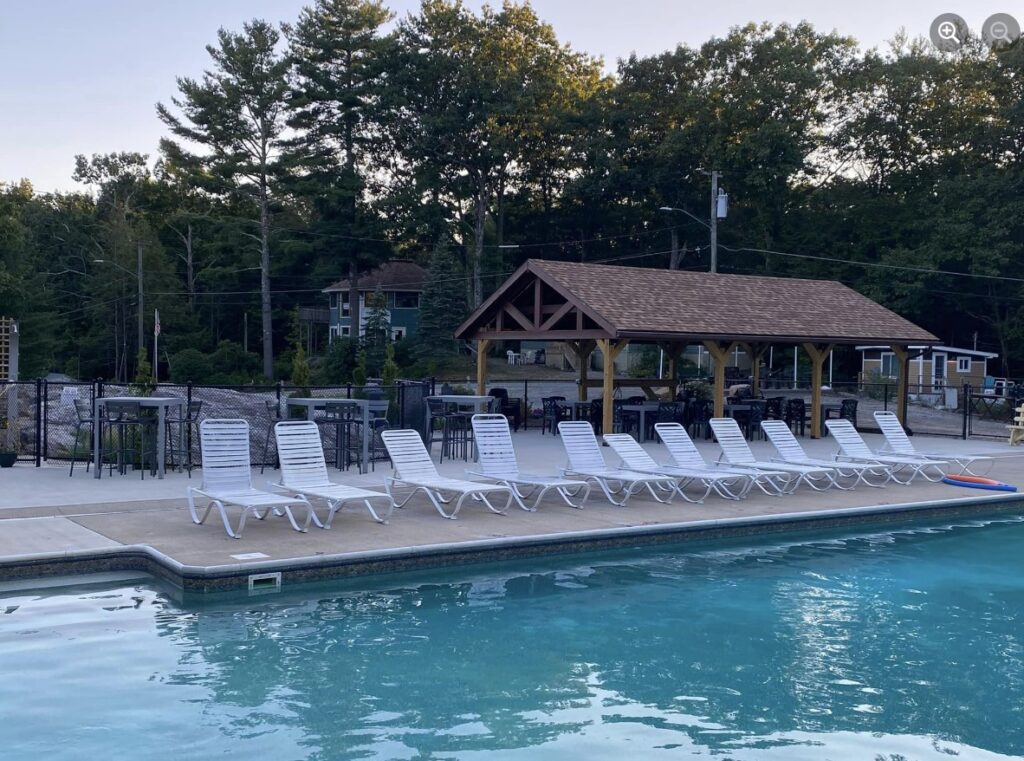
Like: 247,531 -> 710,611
471,414 -> 519,475
558,421 -> 607,471
275,421 -> 330,489
824,419 -> 875,457
654,423 -> 707,468
708,418 -> 757,464
760,420 -> 808,461
873,411 -> 916,455
603,434 -> 659,470
380,429 -> 440,480
199,419 -> 253,493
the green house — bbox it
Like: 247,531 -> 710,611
323,260 -> 426,342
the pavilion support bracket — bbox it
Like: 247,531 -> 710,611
703,340 -> 738,419
802,342 -> 833,439
568,339 -> 596,402
741,342 -> 770,397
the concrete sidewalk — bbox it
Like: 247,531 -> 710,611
0,430 -> 1020,581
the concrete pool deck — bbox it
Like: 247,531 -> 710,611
0,430 -> 1021,591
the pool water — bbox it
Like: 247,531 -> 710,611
2,516 -> 1023,760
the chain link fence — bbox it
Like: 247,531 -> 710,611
1,379 -> 431,468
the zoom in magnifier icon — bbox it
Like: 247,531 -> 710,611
938,21 -> 960,43
930,13 -> 968,51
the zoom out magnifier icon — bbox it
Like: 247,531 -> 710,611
982,14 -> 1020,48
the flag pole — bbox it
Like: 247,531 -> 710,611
153,308 -> 160,382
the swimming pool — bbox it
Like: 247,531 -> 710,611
1,514 -> 1022,760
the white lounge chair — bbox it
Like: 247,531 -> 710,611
825,419 -> 947,484
709,418 -> 837,492
557,421 -> 676,506
468,414 -> 590,511
379,429 -> 513,519
874,411 -> 992,475
760,419 -> 891,489
654,422 -> 788,497
271,421 -> 395,527
603,433 -> 755,503
187,419 -> 314,538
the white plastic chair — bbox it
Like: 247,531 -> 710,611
380,429 -> 513,519
825,419 -> 947,484
603,432 -> 755,503
874,411 -> 990,475
271,421 -> 394,527
761,419 -> 891,489
469,414 -> 590,510
557,421 -> 675,506
709,418 -> 837,492
187,419 -> 314,538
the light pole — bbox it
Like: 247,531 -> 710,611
94,241 -> 144,358
662,173 -> 727,273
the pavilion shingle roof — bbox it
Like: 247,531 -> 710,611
461,259 -> 937,344
323,259 -> 426,293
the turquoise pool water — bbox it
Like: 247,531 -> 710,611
2,516 -> 1023,760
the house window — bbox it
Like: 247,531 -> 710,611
340,325 -> 351,337
880,352 -> 897,378
329,292 -> 338,310
341,292 -> 350,316
391,327 -> 406,340
957,357 -> 971,373
394,291 -> 420,309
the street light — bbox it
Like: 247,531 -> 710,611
660,172 -> 728,274
94,241 -> 144,357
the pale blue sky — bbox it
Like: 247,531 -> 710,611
0,1 -> 988,191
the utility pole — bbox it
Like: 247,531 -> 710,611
136,240 -> 144,358
709,170 -> 720,274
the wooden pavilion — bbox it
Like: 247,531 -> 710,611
454,260 -> 938,438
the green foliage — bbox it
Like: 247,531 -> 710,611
684,380 -> 712,402
352,349 -> 368,386
628,346 -> 660,378
415,238 -> 466,368
130,349 -> 155,396
291,344 -> 312,395
5,9 -> 1024,383
381,342 -> 399,388
318,337 -> 359,383
361,287 -> 391,376
168,348 -> 212,384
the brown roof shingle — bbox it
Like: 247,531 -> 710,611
458,259 -> 938,344
323,260 -> 426,293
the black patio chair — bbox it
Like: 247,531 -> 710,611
489,387 -> 522,432
765,397 -> 785,420
69,398 -> 95,477
839,398 -> 858,427
541,396 -> 570,435
784,398 -> 810,437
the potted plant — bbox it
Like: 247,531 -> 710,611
0,439 -> 16,468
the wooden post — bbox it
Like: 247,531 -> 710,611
660,342 -> 684,397
575,340 -> 594,402
597,338 -> 628,434
802,342 -> 833,439
742,342 -> 768,396
702,341 -> 736,418
891,344 -> 909,427
476,338 -> 491,395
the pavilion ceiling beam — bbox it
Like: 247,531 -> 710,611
533,279 -> 542,326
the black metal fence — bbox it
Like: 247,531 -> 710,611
438,376 -> 1022,440
0,379 -> 431,467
